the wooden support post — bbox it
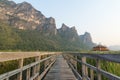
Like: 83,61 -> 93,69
48,55 -> 52,67
37,56 -> 41,80
90,69 -> 94,80
18,58 -> 23,80
45,59 -> 48,68
75,56 -> 77,70
32,56 -> 40,79
36,57 -> 40,72
96,59 -> 101,80
45,55 -> 50,69
85,65 -> 88,78
26,68 -> 30,80
82,57 -> 86,80
71,55 -> 77,70
44,56 -> 47,69
33,66 -> 36,76
48,55 -> 51,66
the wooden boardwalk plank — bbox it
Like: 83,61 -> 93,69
44,55 -> 77,80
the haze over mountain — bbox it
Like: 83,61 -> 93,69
0,0 -> 95,51
109,45 -> 120,51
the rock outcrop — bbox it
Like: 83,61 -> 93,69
80,32 -> 95,48
58,23 -> 79,41
0,0 -> 57,35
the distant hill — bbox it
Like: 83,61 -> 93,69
0,0 -> 95,51
109,45 -> 120,51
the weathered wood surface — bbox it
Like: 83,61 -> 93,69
65,53 -> 120,80
0,52 -> 58,80
0,52 -> 60,62
44,55 -> 77,80
64,52 -> 120,63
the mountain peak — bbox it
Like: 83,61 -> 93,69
61,23 -> 69,31
84,32 -> 90,35
59,24 -> 77,34
46,17 -> 55,24
16,1 -> 33,10
62,23 -> 67,26
21,1 -> 31,6
80,32 -> 95,48
80,32 -> 92,42
71,26 -> 76,31
58,24 -> 79,42
0,0 -> 16,7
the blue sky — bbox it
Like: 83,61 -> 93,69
13,0 -> 120,46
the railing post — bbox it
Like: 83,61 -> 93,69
32,66 -> 36,77
18,58 -> 23,80
90,69 -> 94,80
32,56 -> 41,80
37,55 -> 41,80
45,58 -> 48,69
96,59 -> 101,80
75,56 -> 77,70
33,56 -> 39,76
26,68 -> 30,80
85,64 -> 88,78
82,56 -> 86,80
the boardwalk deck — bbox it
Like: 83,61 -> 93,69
44,55 -> 77,80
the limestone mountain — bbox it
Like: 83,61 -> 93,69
0,0 -> 57,35
0,0 -> 95,51
80,32 -> 95,48
36,17 -> 57,35
58,23 -> 79,42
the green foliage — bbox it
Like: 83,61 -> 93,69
76,51 -> 120,80
0,60 -> 18,74
0,23 -> 20,50
0,22 -> 89,51
101,61 -> 120,77
23,57 -> 35,66
85,55 -> 120,80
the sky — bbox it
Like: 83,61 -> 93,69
13,0 -> 120,46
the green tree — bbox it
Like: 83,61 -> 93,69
0,23 -> 20,50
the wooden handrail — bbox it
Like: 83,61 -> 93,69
0,52 -> 59,62
0,52 -> 120,80
63,52 -> 120,80
0,52 -> 59,80
64,52 -> 120,63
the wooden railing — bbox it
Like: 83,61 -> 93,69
63,52 -> 120,80
0,52 -> 120,80
0,52 -> 60,80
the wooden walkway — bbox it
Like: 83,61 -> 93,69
44,55 -> 77,80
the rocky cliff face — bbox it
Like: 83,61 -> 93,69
80,32 -> 92,43
80,32 -> 95,47
58,23 -> 79,41
0,0 -> 57,35
0,0 -> 16,22
36,17 -> 57,35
